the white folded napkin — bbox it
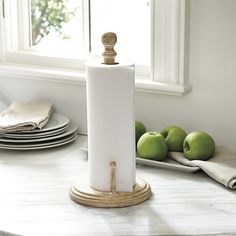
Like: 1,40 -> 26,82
0,101 -> 53,133
168,146 -> 236,189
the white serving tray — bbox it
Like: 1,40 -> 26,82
80,147 -> 200,173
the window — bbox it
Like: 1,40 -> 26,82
29,0 -> 150,68
31,0 -> 85,57
0,0 -> 191,95
90,0 -> 150,67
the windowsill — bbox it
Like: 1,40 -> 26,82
135,79 -> 192,95
0,63 -> 191,96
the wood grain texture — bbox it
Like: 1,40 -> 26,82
102,32 -> 118,65
0,135 -> 235,236
69,177 -> 152,208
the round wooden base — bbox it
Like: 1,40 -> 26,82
69,178 -> 152,208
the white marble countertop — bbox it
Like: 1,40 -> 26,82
0,135 -> 236,236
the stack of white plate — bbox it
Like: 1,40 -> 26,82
0,101 -> 77,150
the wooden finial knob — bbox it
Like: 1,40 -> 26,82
102,32 -> 118,65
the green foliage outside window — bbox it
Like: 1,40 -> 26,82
31,0 -> 76,45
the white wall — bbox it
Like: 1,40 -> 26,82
0,78 -> 88,135
135,0 -> 236,149
1,0 -> 236,149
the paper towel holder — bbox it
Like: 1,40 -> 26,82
102,32 -> 119,65
69,33 -> 152,208
69,160 -> 152,208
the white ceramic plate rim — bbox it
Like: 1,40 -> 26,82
0,102 -> 70,134
17,113 -> 70,133
0,101 -> 7,112
1,124 -> 69,139
0,133 -> 77,150
0,123 -> 77,144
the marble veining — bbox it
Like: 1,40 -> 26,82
0,135 -> 235,236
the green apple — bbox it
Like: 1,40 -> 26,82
135,121 -> 146,145
183,131 -> 215,161
137,132 -> 168,161
160,126 -> 187,152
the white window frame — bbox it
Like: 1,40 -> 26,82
0,0 -> 191,95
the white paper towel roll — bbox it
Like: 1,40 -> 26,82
86,63 -> 135,192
